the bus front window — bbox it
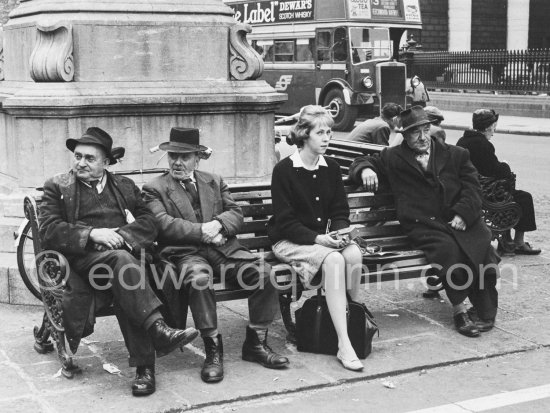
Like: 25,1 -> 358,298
349,28 -> 391,64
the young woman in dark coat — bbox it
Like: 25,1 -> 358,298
268,105 -> 364,371
456,109 -> 540,255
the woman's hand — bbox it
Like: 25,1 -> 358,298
315,233 -> 347,248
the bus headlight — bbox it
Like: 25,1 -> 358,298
362,76 -> 373,88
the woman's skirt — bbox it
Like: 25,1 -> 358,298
272,239 -> 345,286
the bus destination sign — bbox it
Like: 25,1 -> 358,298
229,1 -> 315,24
348,0 -> 421,22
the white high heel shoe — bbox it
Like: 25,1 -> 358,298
336,351 -> 364,371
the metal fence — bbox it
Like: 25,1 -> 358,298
404,49 -> 550,93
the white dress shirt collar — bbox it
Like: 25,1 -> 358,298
290,150 -> 328,171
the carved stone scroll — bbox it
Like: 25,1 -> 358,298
229,23 -> 263,81
30,22 -> 74,82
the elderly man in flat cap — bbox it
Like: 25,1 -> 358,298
349,106 -> 500,338
457,108 -> 541,256
142,128 -> 289,384
39,127 -> 198,396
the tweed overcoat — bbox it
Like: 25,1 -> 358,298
39,170 -> 158,352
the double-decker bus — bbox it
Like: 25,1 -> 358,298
224,0 -> 422,131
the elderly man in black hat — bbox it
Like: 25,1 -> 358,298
349,106 -> 500,338
142,128 -> 289,384
39,127 -> 198,396
457,109 -> 541,256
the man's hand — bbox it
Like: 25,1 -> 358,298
361,168 -> 379,192
90,228 -> 125,249
448,215 -> 467,231
201,220 -> 223,243
210,233 -> 227,247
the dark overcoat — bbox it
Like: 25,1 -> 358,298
349,139 -> 499,277
39,170 -> 158,352
456,129 -> 512,179
142,171 -> 256,327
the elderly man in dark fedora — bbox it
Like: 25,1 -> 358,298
39,127 -> 198,396
349,106 -> 500,338
457,109 -> 541,256
142,127 -> 289,383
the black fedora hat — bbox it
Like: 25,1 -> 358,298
159,127 -> 209,153
66,127 -> 124,165
400,105 -> 434,132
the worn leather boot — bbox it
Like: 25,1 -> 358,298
242,326 -> 289,369
132,365 -> 155,396
201,335 -> 224,383
148,319 -> 198,357
453,312 -> 480,337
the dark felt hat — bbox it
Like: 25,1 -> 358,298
472,109 -> 499,131
424,106 -> 444,122
66,127 -> 124,165
159,128 -> 209,153
400,105 -> 433,132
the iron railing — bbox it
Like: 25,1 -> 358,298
403,49 -> 550,93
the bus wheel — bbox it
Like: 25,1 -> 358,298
323,88 -> 358,131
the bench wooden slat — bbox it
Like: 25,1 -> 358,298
356,224 -> 405,238
238,236 -> 273,250
347,193 -> 394,208
240,203 -> 273,216
240,219 -> 270,233
231,190 -> 273,201
350,209 -> 397,223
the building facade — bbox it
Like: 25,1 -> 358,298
415,0 -> 549,51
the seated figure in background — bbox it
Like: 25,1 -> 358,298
456,109 -> 541,255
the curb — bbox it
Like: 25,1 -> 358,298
442,123 -> 550,137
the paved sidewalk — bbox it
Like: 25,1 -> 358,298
1,250 -> 549,413
441,110 -> 550,136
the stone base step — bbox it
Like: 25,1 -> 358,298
0,252 -> 42,306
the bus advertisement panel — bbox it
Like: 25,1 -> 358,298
225,0 -> 422,131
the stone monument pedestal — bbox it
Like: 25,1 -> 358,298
0,0 -> 285,257
0,0 -> 285,191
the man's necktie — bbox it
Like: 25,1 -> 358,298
181,178 -> 199,205
89,180 -> 99,193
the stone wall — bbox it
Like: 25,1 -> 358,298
417,0 -> 448,51
529,0 -> 550,49
0,0 -> 19,26
471,0 -> 507,50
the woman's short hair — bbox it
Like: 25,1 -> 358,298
289,105 -> 334,148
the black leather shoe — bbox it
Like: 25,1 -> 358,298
132,365 -> 155,396
422,289 -> 440,299
242,326 -> 289,369
475,319 -> 495,332
201,335 -> 224,383
148,319 -> 198,357
467,307 -> 495,332
453,312 -> 480,337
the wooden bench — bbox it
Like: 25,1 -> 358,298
25,138 -> 520,378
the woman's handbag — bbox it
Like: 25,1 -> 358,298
295,290 -> 379,359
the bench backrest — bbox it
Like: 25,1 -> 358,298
230,183 -> 411,253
